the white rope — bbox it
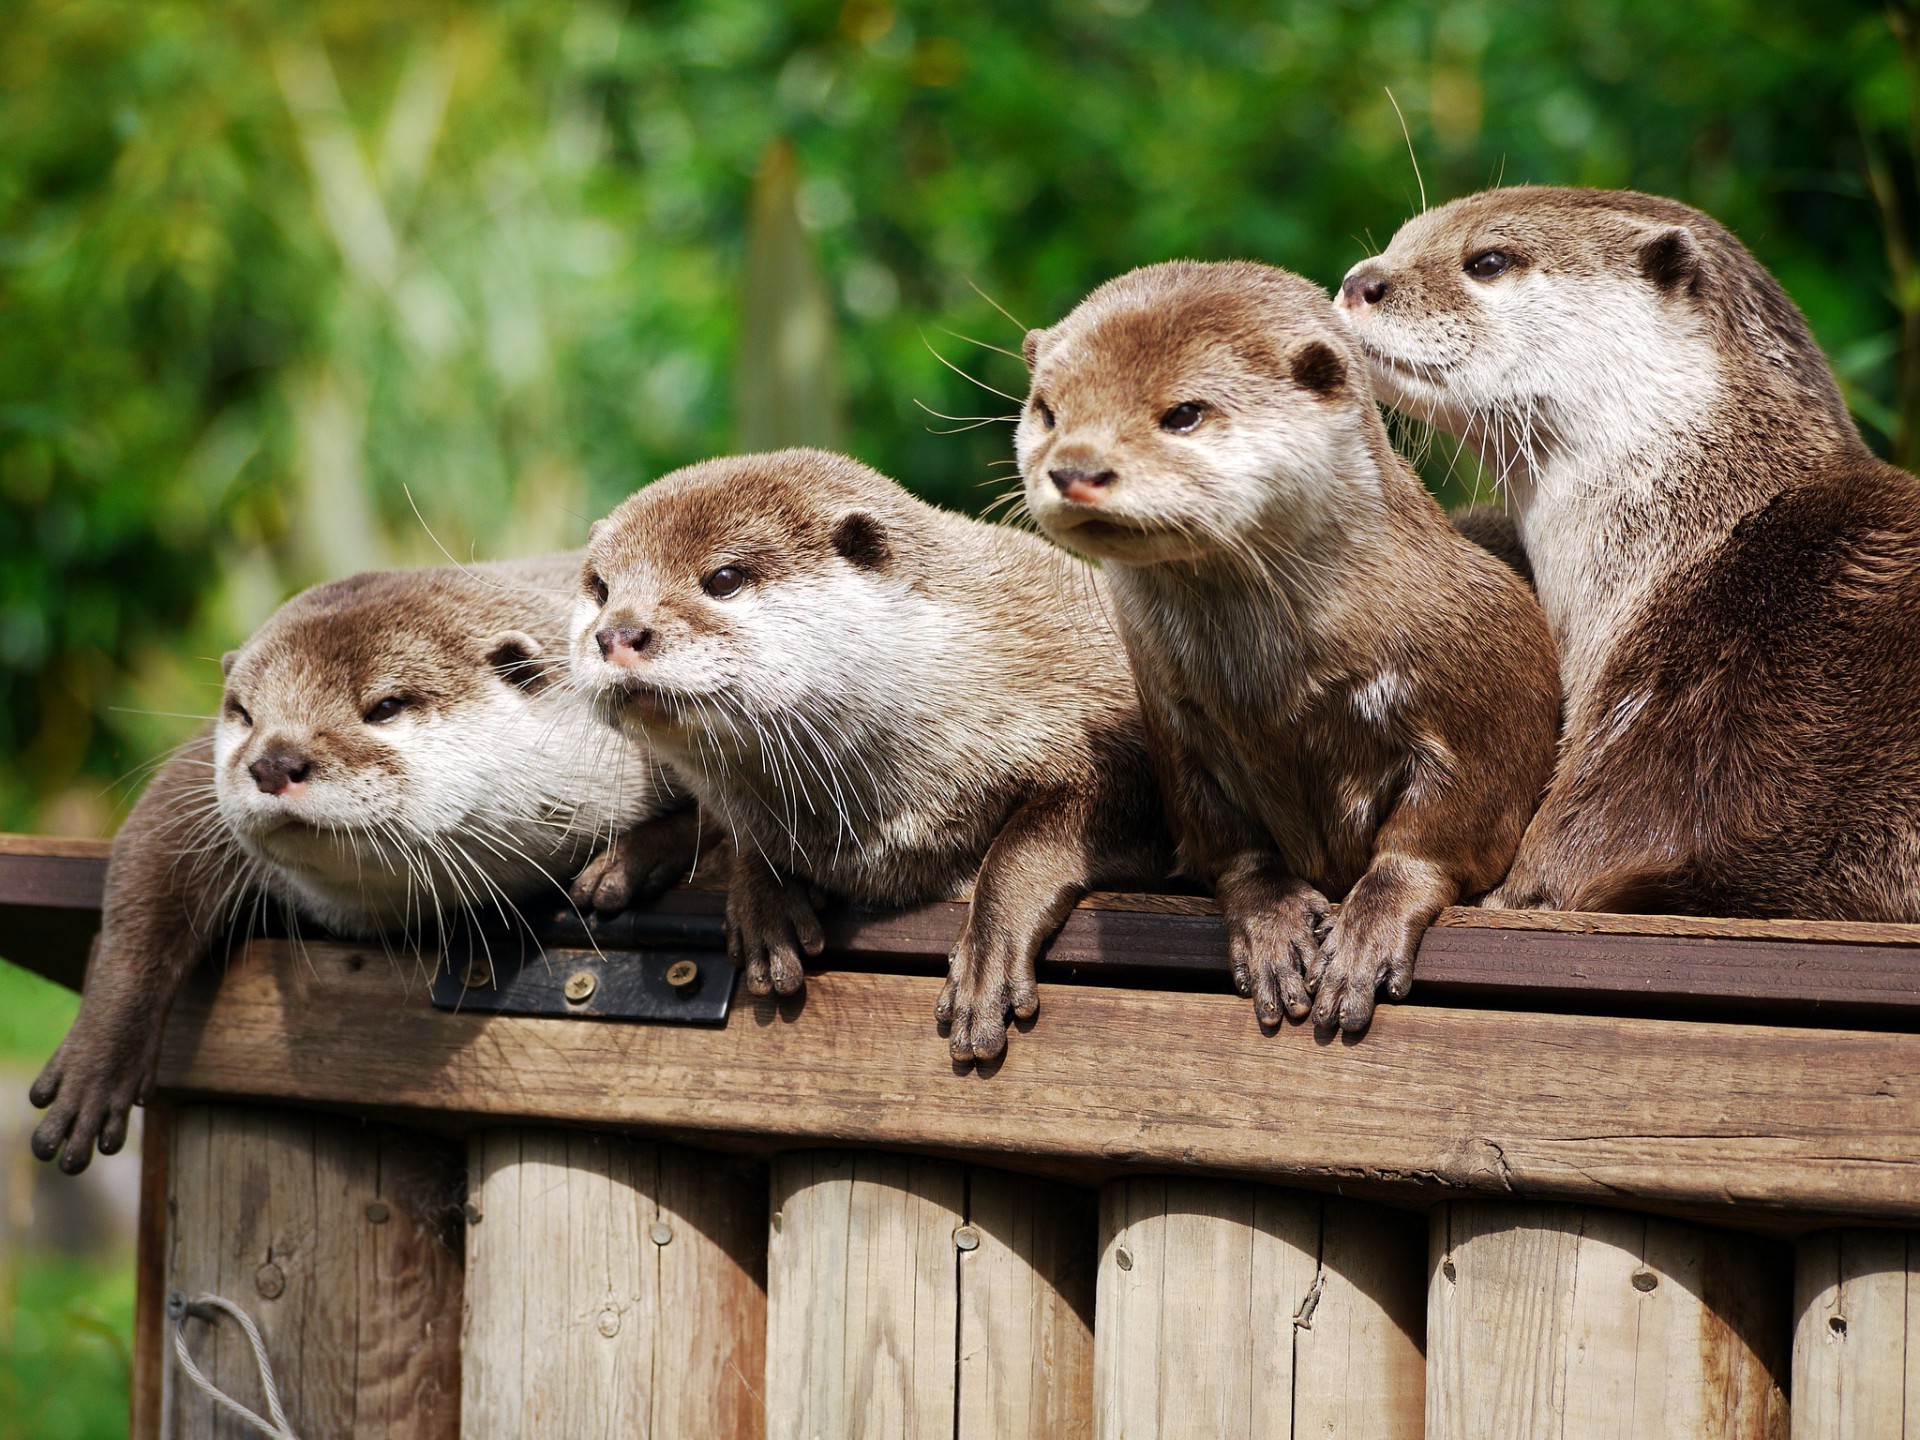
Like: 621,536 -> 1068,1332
167,1291 -> 304,1440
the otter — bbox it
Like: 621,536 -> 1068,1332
31,557 -> 690,1173
569,448 -> 1171,1061
1340,186 -> 1920,918
1018,261 -> 1559,1032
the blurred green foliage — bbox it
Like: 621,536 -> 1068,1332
0,0 -> 1915,832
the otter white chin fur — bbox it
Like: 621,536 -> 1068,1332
32,557 -> 687,1173
1341,186 -> 1920,918
1019,261 -> 1559,1032
569,448 -> 1171,1061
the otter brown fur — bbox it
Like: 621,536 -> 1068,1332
570,448 -> 1171,1060
1342,186 -> 1920,918
32,557 -> 685,1172
1019,261 -> 1559,1031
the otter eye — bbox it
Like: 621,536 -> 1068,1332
1034,398 -> 1056,430
226,700 -> 252,727
364,696 -> 408,725
703,565 -> 747,599
1465,250 -> 1513,281
1159,402 -> 1207,434
585,571 -> 609,606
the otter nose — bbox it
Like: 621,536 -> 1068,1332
596,625 -> 653,666
249,751 -> 312,796
1341,269 -> 1389,307
1049,467 -> 1116,504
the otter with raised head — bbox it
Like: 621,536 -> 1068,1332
1340,186 -> 1920,918
569,448 -> 1170,1061
32,557 -> 691,1173
1018,261 -> 1559,1032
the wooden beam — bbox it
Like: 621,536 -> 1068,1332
154,939 -> 1920,1225
0,835 -> 109,991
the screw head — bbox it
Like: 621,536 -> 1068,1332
1115,1246 -> 1134,1272
597,1306 -> 621,1338
954,1225 -> 980,1252
649,1221 -> 673,1246
255,1262 -> 286,1300
463,959 -> 493,988
564,970 -> 598,1003
462,1201 -> 483,1226
1631,1268 -> 1658,1292
365,1201 -> 390,1225
665,958 -> 699,991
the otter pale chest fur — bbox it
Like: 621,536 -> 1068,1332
1018,261 -> 1559,1031
570,448 -> 1171,1060
32,557 -> 687,1172
1341,185 -> 1920,918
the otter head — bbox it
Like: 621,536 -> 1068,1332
1334,187 -> 1734,465
573,449 -> 900,750
213,569 -> 561,884
1018,261 -> 1372,568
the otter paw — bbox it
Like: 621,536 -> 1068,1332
936,931 -> 1039,1064
570,813 -> 700,915
726,876 -> 823,998
1307,916 -> 1414,1034
28,1040 -> 149,1176
1224,886 -> 1328,1027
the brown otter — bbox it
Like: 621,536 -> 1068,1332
31,557 -> 687,1173
1018,261 -> 1559,1031
569,448 -> 1171,1060
1340,186 -> 1920,918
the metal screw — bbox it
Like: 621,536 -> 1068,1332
366,1201 -> 390,1225
954,1225 -> 980,1252
462,1201 -> 483,1226
463,959 -> 493,988
564,970 -> 598,1004
771,1210 -> 783,1234
650,1221 -> 673,1246
1442,1258 -> 1458,1283
1631,1268 -> 1658,1293
1830,1315 -> 1848,1337
1115,1246 -> 1134,1272
255,1262 -> 285,1300
665,958 -> 699,992
597,1306 -> 621,1338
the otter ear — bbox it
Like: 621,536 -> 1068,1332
486,630 -> 556,693
832,511 -> 889,572
220,650 -> 241,678
1022,328 -> 1045,369
1289,340 -> 1348,396
1637,227 -> 1701,294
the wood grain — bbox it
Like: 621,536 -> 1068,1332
461,1130 -> 765,1440
1792,1229 -> 1920,1438
1093,1180 -> 1422,1439
1428,1201 -> 1791,1439
131,1102 -> 171,1440
154,939 -> 1920,1224
161,1104 -> 463,1440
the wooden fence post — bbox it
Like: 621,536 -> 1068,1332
1429,1201 -> 1791,1439
1093,1178 -> 1425,1440
765,1150 -> 1095,1439
1793,1229 -> 1920,1438
160,1103 -> 464,1440
460,1129 -> 766,1440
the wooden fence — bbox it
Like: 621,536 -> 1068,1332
3,832 -> 1917,1438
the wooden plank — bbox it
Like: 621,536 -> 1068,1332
1792,1229 -> 1920,1437
161,1104 -> 463,1439
1428,1201 -> 1791,1439
131,1102 -> 171,1440
154,939 -> 1920,1223
1093,1181 -> 1422,1439
461,1130 -> 765,1439
959,1170 -> 1096,1439
766,1151 -> 963,1438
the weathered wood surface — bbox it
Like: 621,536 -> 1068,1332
154,939 -> 1920,1223
160,1104 -> 463,1440
462,1129 -> 765,1440
766,1151 -> 1094,1439
1428,1201 -> 1791,1440
1793,1229 -> 1920,1438
131,1103 -> 171,1440
9,832 -> 1920,1019
1094,1179 -> 1423,1439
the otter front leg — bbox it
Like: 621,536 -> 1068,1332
726,854 -> 823,997
1214,857 -> 1328,1027
1309,853 -> 1457,1033
570,806 -> 712,915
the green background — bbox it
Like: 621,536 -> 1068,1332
3,1 -> 1917,1433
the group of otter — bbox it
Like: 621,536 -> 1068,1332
33,186 -> 1920,1173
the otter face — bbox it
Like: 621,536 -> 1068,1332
1335,187 -> 1717,452
1018,261 -> 1369,569
573,451 -> 898,748
212,575 -> 557,890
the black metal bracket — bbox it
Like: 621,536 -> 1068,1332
430,936 -> 736,1024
